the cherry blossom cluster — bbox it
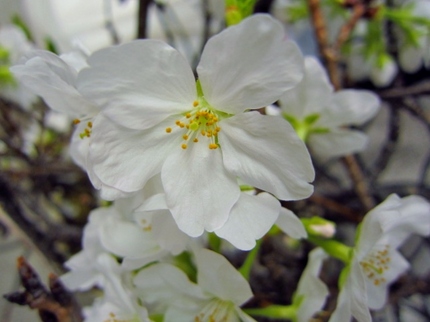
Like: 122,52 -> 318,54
3,5 -> 430,322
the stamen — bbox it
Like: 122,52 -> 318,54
87,121 -> 93,128
73,119 -> 81,125
193,138 -> 199,143
209,143 -> 218,149
182,144 -> 187,149
166,127 -> 172,133
183,134 -> 189,140
193,100 -> 199,107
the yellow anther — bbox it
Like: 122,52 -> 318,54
215,126 -> 221,132
183,134 -> 189,140
179,123 -> 185,128
85,128 -> 91,135
193,100 -> 199,107
182,144 -> 187,149
193,138 -> 198,143
201,130 -> 206,135
209,143 -> 218,149
186,125 -> 190,129
166,127 -> 172,133
186,113 -> 192,118
87,121 -> 93,128
73,119 -> 81,125
175,120 -> 181,126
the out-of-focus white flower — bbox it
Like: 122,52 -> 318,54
398,0 -> 430,73
79,14 -> 313,236
0,24 -> 37,108
269,56 -> 380,161
295,248 -> 329,322
134,248 -> 256,322
11,49 -> 129,199
60,207 -> 117,291
329,194 -> 430,322
81,253 -> 151,322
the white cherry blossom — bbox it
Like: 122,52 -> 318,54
78,14 -> 314,236
329,194 -> 430,322
268,56 -> 380,161
134,248 -> 256,322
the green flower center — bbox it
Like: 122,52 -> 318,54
283,113 -> 329,142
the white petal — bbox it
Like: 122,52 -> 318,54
276,207 -> 307,239
89,114 -> 182,193
133,263 -> 206,314
99,218 -> 159,258
162,141 -> 240,237
319,90 -> 380,128
197,14 -> 304,114
307,129 -> 369,161
329,260 -> 371,322
279,56 -> 333,119
77,40 -> 196,130
384,195 -> 430,247
195,249 -> 253,305
215,193 -> 281,250
365,249 -> 409,310
219,112 -> 314,200
296,248 -> 329,322
355,199 -> 394,261
11,50 -> 97,117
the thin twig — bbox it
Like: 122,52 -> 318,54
307,0 -> 375,210
369,105 -> 400,184
334,2 -> 366,51
307,0 -> 340,89
379,81 -> 430,98
137,0 -> 153,39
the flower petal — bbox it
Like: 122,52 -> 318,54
99,218 -> 160,259
197,14 -> 304,114
134,198 -> 191,256
215,192 -> 281,250
11,50 -> 97,117
276,207 -> 307,239
296,248 -> 329,322
307,129 -> 369,161
318,90 -> 380,128
329,260 -> 371,322
279,56 -> 333,119
162,141 -> 240,236
195,249 -> 253,305
133,263 -> 207,314
77,40 -> 196,130
88,114 -> 182,193
365,249 -> 409,310
219,112 -> 314,200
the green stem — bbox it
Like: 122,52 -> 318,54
238,238 -> 262,280
244,305 -> 296,320
307,236 -> 352,264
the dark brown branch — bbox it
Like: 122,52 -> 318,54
137,0 -> 153,39
3,257 -> 82,322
